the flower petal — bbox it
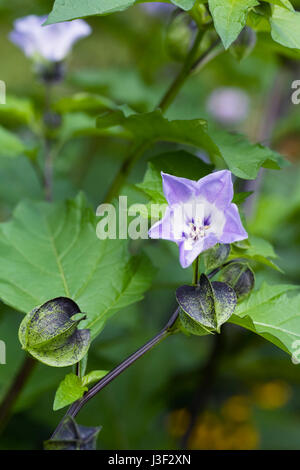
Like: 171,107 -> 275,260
10,15 -> 91,62
178,233 -> 219,268
195,170 -> 234,209
162,172 -> 197,206
219,203 -> 248,244
148,207 -> 181,242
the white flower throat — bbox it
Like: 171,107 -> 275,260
183,216 -> 211,250
188,216 -> 211,240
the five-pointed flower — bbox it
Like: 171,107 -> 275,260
9,15 -> 91,63
149,170 -> 248,268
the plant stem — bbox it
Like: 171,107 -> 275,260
192,257 -> 200,285
51,307 -> 180,438
104,33 -> 222,203
0,356 -> 36,435
158,29 -> 204,113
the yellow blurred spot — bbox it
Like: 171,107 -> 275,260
167,408 -> 190,437
188,411 -> 259,450
253,380 -> 291,410
221,395 -> 251,422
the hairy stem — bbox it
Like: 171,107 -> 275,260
0,356 -> 36,435
104,33 -> 222,203
51,307 -> 180,438
192,257 -> 200,285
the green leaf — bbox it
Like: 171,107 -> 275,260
208,0 -> 259,49
53,373 -> 88,410
53,93 -> 117,115
54,370 -> 108,410
0,126 -> 26,158
136,150 -> 213,206
82,370 -> 108,387
171,0 -> 196,10
97,109 -> 220,160
270,6 -> 300,50
44,416 -> 101,450
59,112 -> 129,143
0,194 -> 155,339
263,0 -> 294,10
46,0 -> 137,23
46,0 -> 195,24
0,95 -> 35,127
230,283 -> 300,356
210,129 -> 288,179
229,235 -> 281,271
232,191 -> 253,205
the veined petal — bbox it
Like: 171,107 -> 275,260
179,233 -> 219,268
219,203 -> 248,244
148,207 -> 183,242
162,172 -> 197,206
195,170 -> 234,210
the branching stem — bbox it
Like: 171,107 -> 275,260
51,307 -> 180,438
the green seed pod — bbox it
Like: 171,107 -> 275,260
219,262 -> 255,301
19,297 -> 91,367
44,416 -> 101,450
176,273 -> 237,334
165,11 -> 193,62
203,243 -> 231,272
229,26 -> 257,61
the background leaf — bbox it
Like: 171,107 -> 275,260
230,283 -> 300,356
0,126 -> 26,158
0,194 -> 155,339
211,128 -> 288,179
208,0 -> 259,49
270,6 -> 300,50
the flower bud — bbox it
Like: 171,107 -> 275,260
229,26 -> 257,61
19,297 -> 91,367
165,12 -> 194,62
37,61 -> 66,84
219,262 -> 255,301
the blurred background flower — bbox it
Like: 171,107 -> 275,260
9,15 -> 91,63
206,87 -> 250,125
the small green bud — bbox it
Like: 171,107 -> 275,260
190,3 -> 212,28
19,297 -> 91,367
219,262 -> 255,301
229,26 -> 257,61
166,12 -> 193,62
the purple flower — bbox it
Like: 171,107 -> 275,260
9,15 -> 91,62
149,170 -> 248,268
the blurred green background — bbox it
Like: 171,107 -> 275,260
1,0 -> 300,450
